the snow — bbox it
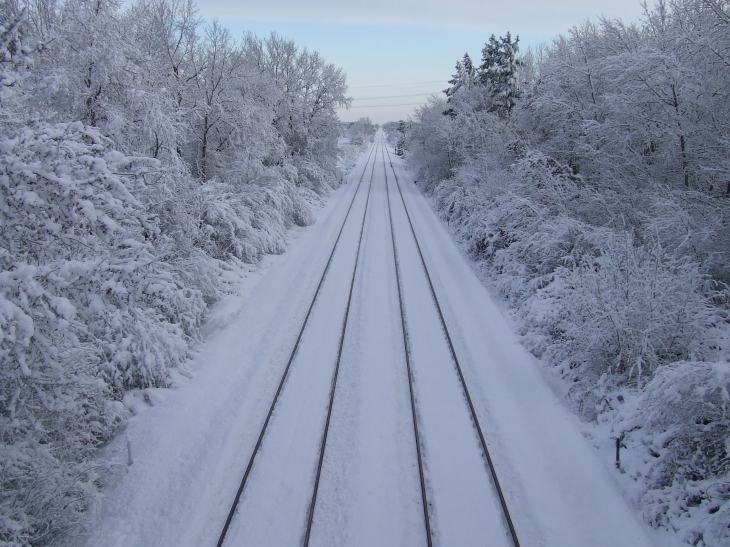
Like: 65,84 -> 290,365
308,144 -> 426,546
387,159 -> 513,546
83,135 -> 665,546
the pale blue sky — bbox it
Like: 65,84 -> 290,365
199,0 -> 646,123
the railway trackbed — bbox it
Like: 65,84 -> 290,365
84,132 -> 656,547
215,133 -> 519,547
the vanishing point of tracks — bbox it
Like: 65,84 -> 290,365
215,133 -> 520,547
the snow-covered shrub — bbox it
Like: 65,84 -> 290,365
0,377 -> 122,546
0,7 -> 35,152
525,237 -> 724,394
133,164 -> 230,304
433,152 -> 603,302
291,156 -> 341,197
407,97 -> 454,189
617,361 -> 730,546
642,361 -> 730,488
0,120 -> 204,544
428,144 -> 726,397
345,117 -> 375,146
135,157 -> 325,310
196,174 -> 318,261
337,135 -> 370,175
0,122 -> 204,388
646,190 -> 730,286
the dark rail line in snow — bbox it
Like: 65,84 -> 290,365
382,140 -> 434,547
302,137 -> 380,546
383,143 -> 522,547
216,140 -> 379,547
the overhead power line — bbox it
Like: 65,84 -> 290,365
343,102 -> 428,109
352,92 -> 442,101
348,80 -> 444,90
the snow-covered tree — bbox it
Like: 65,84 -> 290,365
395,119 -> 407,156
346,116 -> 374,145
242,32 -> 350,193
478,32 -> 522,117
444,53 -> 476,103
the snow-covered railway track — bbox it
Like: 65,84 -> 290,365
382,141 -> 434,547
216,134 -> 520,547
215,140 -> 379,547
382,142 -> 520,547
302,134 -> 432,546
86,135 -> 658,547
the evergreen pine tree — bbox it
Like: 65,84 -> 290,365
395,119 -> 407,156
444,59 -> 464,100
478,32 -> 522,117
444,53 -> 475,101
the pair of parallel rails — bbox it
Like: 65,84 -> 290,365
216,135 -> 520,547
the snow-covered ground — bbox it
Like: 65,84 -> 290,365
83,133 -> 670,546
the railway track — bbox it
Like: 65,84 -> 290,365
382,142 -> 520,547
215,133 -> 519,547
215,138 -> 379,547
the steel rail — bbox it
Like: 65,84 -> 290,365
216,140 -> 378,547
302,135 -> 380,546
382,137 -> 434,547
383,143 -> 522,547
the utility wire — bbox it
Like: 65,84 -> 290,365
352,92 -> 442,101
348,79 -> 444,90
342,102 -> 428,109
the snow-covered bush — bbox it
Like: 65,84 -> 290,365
0,120 -> 205,544
526,238 -> 723,394
291,155 -> 341,197
134,162 -> 321,305
433,152 -> 600,301
345,117 -> 375,146
0,6 -> 32,131
195,175 -> 318,263
617,361 -> 730,546
337,134 -> 370,175
431,152 -> 725,403
646,190 -> 730,286
0,122 -> 204,387
133,164 -> 229,303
